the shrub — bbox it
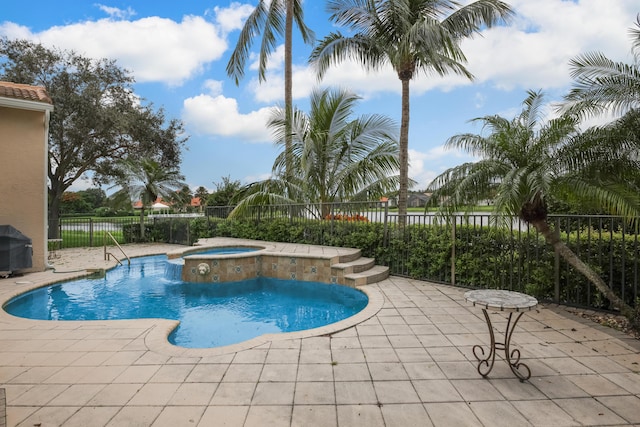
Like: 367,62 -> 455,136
144,213 -> 638,315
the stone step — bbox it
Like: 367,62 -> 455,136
331,257 -> 375,275
345,265 -> 389,287
337,249 -> 362,264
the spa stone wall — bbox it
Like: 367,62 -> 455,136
182,254 -> 343,284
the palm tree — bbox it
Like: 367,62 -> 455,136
168,185 -> 193,212
309,0 -> 513,222
563,15 -> 640,119
231,87 -> 402,217
111,158 -> 186,239
427,90 -> 640,317
226,0 -> 315,178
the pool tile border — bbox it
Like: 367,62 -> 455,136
0,238 -> 384,357
143,284 -> 384,357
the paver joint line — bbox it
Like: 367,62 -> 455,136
0,239 -> 638,426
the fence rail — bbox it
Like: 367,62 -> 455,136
56,203 -> 639,311
385,212 -> 639,310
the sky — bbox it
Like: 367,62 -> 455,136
1,0 -> 638,194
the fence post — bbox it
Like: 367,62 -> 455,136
451,219 -> 456,286
383,201 -> 389,247
89,218 -> 94,247
554,217 -> 561,303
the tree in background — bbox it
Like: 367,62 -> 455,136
226,0 -> 315,180
427,90 -> 640,317
207,176 -> 242,206
60,192 -> 92,214
110,159 -> 185,239
59,188 -> 107,214
79,188 -> 107,210
0,38 -> 187,237
168,185 -> 193,212
194,186 -> 210,204
232,88 -> 402,217
310,0 -> 513,223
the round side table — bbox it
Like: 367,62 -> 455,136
464,289 -> 538,381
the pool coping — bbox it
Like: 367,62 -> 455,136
0,238 -> 385,357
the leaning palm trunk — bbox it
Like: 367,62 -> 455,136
531,219 -> 633,318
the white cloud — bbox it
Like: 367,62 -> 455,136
460,0 -> 637,91
182,93 -> 273,143
37,15 -> 225,86
474,92 -> 486,109
408,146 -> 471,190
247,0 -> 638,103
242,172 -> 272,184
203,79 -> 224,96
95,4 -> 136,20
0,9 -> 235,87
212,2 -> 255,34
250,61 -> 318,103
249,43 -> 284,73
0,21 -> 34,40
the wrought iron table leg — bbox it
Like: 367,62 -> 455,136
472,309 -> 532,381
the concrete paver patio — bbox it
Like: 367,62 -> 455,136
0,240 -> 639,426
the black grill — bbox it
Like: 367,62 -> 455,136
0,225 -> 33,275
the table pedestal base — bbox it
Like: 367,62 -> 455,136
473,309 -> 531,381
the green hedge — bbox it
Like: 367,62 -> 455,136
135,216 -> 637,310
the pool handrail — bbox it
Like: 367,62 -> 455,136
104,232 -> 131,266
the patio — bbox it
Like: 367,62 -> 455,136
0,241 -> 639,426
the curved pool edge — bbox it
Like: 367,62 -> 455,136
0,261 -> 386,358
143,284 -> 385,357
0,239 -> 386,357
167,242 -> 275,260
0,250 -> 173,318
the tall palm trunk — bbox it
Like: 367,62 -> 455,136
531,218 -> 633,318
398,77 -> 411,226
284,0 -> 294,185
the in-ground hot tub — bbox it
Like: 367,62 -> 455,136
167,245 -> 267,283
168,239 -> 359,286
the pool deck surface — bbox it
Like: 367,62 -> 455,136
0,239 -> 639,426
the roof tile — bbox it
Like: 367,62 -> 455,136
0,81 -> 53,104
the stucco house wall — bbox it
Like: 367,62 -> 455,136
0,82 -> 53,272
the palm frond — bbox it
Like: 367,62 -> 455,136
234,87 -> 400,208
563,50 -> 640,118
310,32 -> 386,79
443,0 -> 514,39
226,1 -> 268,85
293,0 -> 316,44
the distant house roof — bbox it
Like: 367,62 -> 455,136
190,197 -> 202,207
0,81 -> 53,111
133,197 -> 168,209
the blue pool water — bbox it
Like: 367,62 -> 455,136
3,255 -> 368,348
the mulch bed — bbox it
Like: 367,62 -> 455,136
564,307 -> 640,340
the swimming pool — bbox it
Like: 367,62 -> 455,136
3,254 -> 369,348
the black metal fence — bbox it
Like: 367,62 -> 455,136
386,213 -> 639,310
56,203 -> 639,310
57,217 -> 138,247
56,215 -> 198,247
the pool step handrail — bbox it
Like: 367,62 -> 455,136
104,232 -> 131,266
